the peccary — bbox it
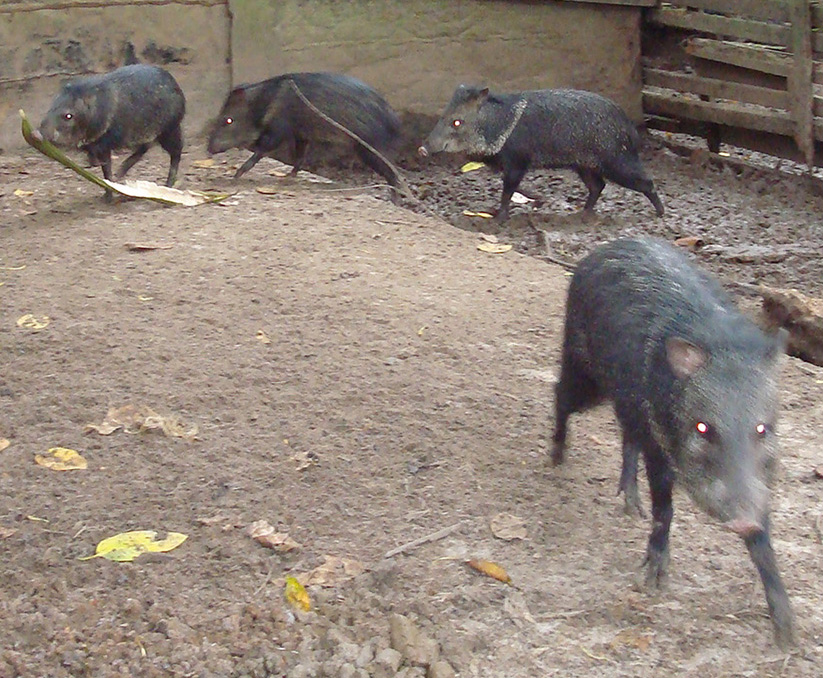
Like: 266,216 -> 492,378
418,85 -> 664,220
39,64 -> 185,199
207,72 -> 402,201
551,237 -> 793,647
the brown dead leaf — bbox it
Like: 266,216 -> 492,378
296,555 -> 366,587
814,465 -> 823,479
467,559 -> 512,584
609,628 -> 652,652
255,186 -> 280,195
85,404 -> 198,440
256,330 -> 272,344
124,242 -> 174,251
674,235 -> 704,251
0,526 -> 17,539
247,520 -> 301,552
290,449 -> 318,471
191,158 -> 216,168
489,513 -> 527,541
0,438 -> 10,452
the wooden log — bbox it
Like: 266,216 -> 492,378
789,0 -> 814,169
660,0 -> 790,23
756,285 -> 823,367
643,68 -> 789,109
642,90 -> 795,135
649,7 -> 790,45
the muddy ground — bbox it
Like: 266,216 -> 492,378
1,134 -> 823,678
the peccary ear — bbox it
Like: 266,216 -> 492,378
226,87 -> 248,106
665,337 -> 707,379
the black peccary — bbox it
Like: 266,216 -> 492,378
551,237 -> 793,647
207,72 -> 403,201
39,64 -> 185,199
418,85 -> 664,221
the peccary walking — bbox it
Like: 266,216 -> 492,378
39,64 -> 185,199
551,237 -> 793,647
418,86 -> 664,220
207,72 -> 403,201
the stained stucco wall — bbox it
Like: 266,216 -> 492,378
228,0 -> 643,121
0,0 -> 641,152
0,0 -> 231,152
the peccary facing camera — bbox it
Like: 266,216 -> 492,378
551,238 -> 793,647
39,65 -> 185,199
419,86 -> 664,220
207,72 -> 403,201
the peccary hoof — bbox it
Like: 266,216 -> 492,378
417,145 -> 429,158
642,547 -> 669,590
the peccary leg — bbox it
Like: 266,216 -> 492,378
289,138 -> 309,175
744,518 -> 794,648
642,448 -> 674,588
576,168 -> 606,211
618,432 -> 645,517
117,143 -> 151,180
355,145 -> 401,204
87,147 -> 115,203
235,152 -> 264,179
551,355 -> 600,466
157,123 -> 184,187
604,160 -> 665,217
495,163 -> 528,222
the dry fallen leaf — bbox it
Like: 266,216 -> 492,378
16,314 -> 50,331
85,404 -> 198,440
609,628 -> 652,652
477,242 -> 513,254
247,520 -> 301,552
463,210 -> 495,219
460,161 -> 486,173
256,329 -> 272,344
255,186 -> 280,195
191,158 -> 216,168
79,530 -> 188,562
290,449 -> 318,471
0,438 -> 10,452
489,513 -> 527,541
35,447 -> 87,471
124,242 -> 174,251
0,526 -> 17,539
13,188 -> 34,197
510,191 -> 534,205
285,576 -> 312,612
296,555 -> 366,588
479,233 -> 499,243
467,558 -> 512,584
674,235 -> 704,251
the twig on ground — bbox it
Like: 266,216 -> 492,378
383,521 -> 464,558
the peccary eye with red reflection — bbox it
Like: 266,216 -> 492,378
696,421 -> 710,436
64,113 -> 73,121
755,423 -> 769,437
452,119 -> 462,128
225,117 -> 233,126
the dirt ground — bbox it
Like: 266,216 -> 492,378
1,134 -> 823,678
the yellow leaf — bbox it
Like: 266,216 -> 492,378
247,520 -> 301,552
86,404 -> 198,440
462,210 -> 495,219
191,158 -> 215,168
460,161 -> 486,173
0,438 -> 10,452
35,447 -> 87,471
80,530 -> 188,562
477,243 -> 512,254
256,329 -> 272,344
255,186 -> 280,195
138,294 -> 154,301
16,314 -> 50,331
467,559 -> 512,584
0,264 -> 26,271
13,188 -> 34,197
285,576 -> 311,612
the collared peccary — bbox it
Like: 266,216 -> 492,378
551,237 -> 793,647
39,64 -> 185,199
207,72 -> 403,201
418,85 -> 664,221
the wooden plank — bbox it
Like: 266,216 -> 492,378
789,0 -> 815,167
561,0 -> 657,6
0,0 -> 225,12
643,90 -> 795,136
686,38 -> 792,77
643,68 -> 789,109
662,0 -> 791,24
649,7 -> 790,46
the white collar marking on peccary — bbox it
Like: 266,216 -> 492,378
486,98 -> 528,156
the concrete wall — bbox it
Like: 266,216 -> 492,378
0,0 -> 642,152
0,0 -> 231,152
228,0 -> 643,121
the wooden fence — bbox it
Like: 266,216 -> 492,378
642,0 -> 822,167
